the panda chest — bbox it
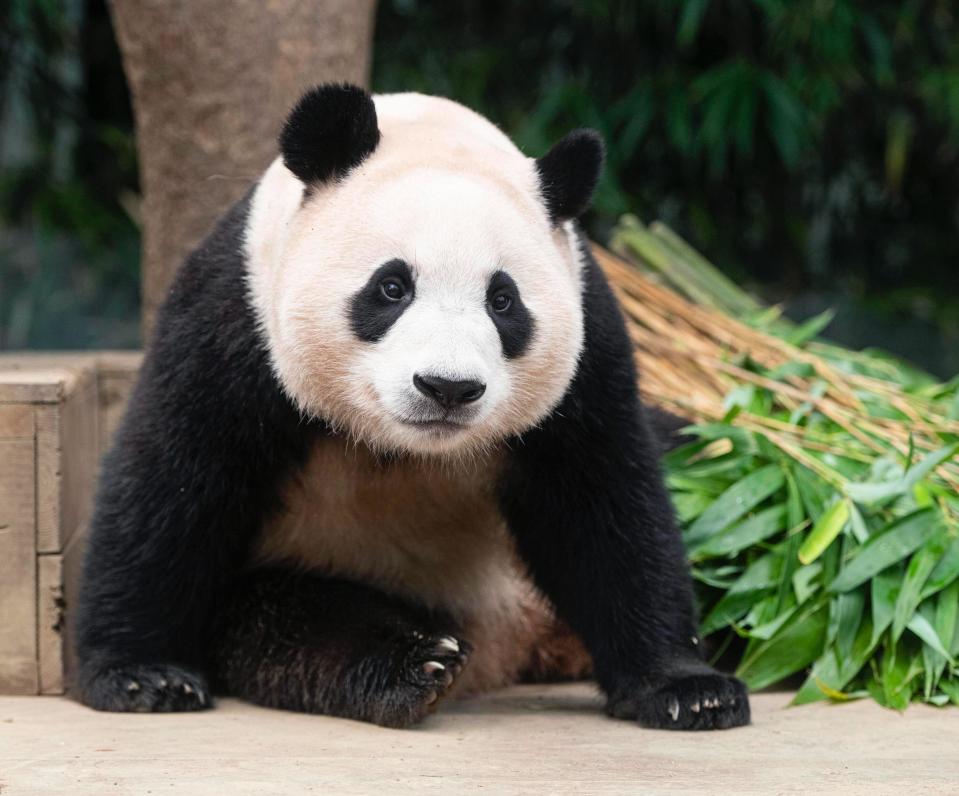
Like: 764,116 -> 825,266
254,436 -> 520,616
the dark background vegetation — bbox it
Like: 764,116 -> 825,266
2,0 -> 958,375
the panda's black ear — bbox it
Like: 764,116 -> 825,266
279,83 -> 380,184
535,129 -> 605,224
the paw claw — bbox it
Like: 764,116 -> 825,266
435,636 -> 460,654
608,669 -> 750,731
377,632 -> 472,727
668,698 -> 680,722
79,664 -> 210,713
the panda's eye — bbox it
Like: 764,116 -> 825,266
490,292 -> 512,313
380,278 -> 406,302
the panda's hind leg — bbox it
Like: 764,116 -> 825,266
211,570 -> 471,728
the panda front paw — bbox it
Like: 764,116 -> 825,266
78,663 -> 211,713
371,632 -> 472,728
607,667 -> 749,731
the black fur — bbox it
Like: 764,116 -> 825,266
535,129 -> 605,223
280,83 -> 380,185
496,243 -> 749,730
74,192 -> 323,711
212,570 -> 470,728
486,270 -> 534,358
645,404 -> 696,453
349,258 -> 415,343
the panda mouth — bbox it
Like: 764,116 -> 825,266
398,418 -> 469,434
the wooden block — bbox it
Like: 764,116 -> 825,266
0,438 -> 39,694
0,352 -> 138,695
35,377 -> 98,553
95,351 -> 142,454
37,554 -> 65,694
0,356 -> 93,404
35,405 -> 61,553
59,520 -> 91,695
0,404 -> 34,439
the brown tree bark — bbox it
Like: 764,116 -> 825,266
108,0 -> 378,337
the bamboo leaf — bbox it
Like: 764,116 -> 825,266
685,464 -> 785,546
700,554 -> 781,635
871,566 -> 902,646
939,680 -> 959,706
920,536 -> 959,600
847,501 -> 871,543
736,604 -> 828,690
829,510 -> 942,593
846,443 -> 959,504
794,616 -> 875,704
690,504 -> 787,558
784,309 -> 835,347
798,499 -> 850,564
791,463 -> 833,522
881,641 -> 922,710
935,580 -> 959,659
892,532 -> 949,640
793,562 -> 822,604
833,587 -> 865,662
672,491 -> 715,524
906,614 -> 955,664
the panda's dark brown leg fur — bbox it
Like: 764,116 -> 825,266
211,569 -> 471,728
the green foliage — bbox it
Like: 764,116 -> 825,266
615,218 -> 959,708
0,0 -> 140,348
672,410 -> 959,709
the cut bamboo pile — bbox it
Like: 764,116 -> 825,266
594,220 -> 959,499
594,218 -> 958,707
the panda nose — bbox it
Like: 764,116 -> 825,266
413,374 -> 486,408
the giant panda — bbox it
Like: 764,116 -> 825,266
74,84 -> 750,731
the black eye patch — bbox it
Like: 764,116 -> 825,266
350,259 -> 415,342
486,270 -> 534,358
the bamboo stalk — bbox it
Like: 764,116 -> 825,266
593,235 -> 959,494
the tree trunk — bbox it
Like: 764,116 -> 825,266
108,0 -> 378,337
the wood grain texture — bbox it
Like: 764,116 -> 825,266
59,521 -> 91,696
0,367 -> 79,403
35,375 -> 98,553
0,438 -> 38,694
0,404 -> 34,439
35,405 -> 61,553
0,355 -> 106,694
37,554 -> 65,694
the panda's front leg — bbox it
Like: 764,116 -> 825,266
211,570 -> 471,728
73,196 -> 322,713
497,255 -> 750,731
500,407 -> 749,730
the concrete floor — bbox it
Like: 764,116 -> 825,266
0,684 -> 956,795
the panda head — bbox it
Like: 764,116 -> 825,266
246,84 -> 604,458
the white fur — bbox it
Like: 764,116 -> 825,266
245,93 -> 585,457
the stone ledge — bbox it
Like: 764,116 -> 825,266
0,685 -> 954,794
